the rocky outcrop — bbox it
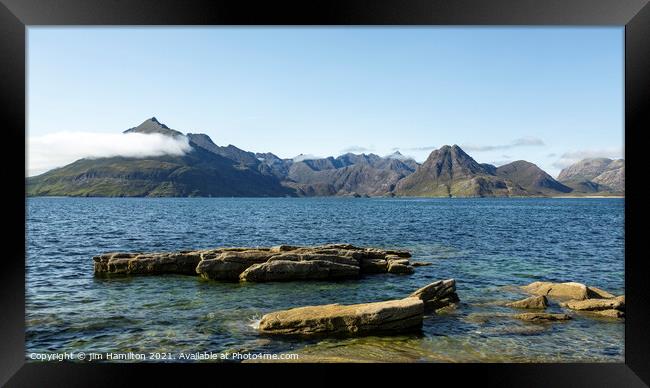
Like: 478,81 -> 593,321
408,279 -> 459,311
519,281 -> 624,320
505,295 -> 548,309
521,281 -> 614,301
513,312 -> 572,322
94,244 -> 416,282
257,279 -> 458,336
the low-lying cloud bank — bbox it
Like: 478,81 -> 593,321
27,132 -> 192,176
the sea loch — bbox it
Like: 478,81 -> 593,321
26,197 -> 624,362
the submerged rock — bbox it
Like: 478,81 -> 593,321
94,244 -> 417,281
482,324 -> 548,336
258,279 -> 458,336
513,312 -> 572,322
521,281 -> 614,301
258,297 -> 424,336
505,295 -> 548,310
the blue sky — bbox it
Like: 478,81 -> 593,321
28,27 -> 624,177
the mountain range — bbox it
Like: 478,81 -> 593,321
27,118 -> 624,198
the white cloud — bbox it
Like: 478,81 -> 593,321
551,147 -> 624,170
403,145 -> 439,151
292,153 -> 323,162
27,132 -> 192,176
340,145 -> 373,153
462,137 -> 545,152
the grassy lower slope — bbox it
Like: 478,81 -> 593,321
27,148 -> 296,197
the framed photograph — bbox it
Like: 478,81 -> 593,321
2,0 -> 648,386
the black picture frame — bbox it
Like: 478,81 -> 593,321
1,0 -> 648,386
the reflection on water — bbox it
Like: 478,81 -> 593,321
26,197 -> 624,362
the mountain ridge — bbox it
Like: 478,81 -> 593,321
27,118 -> 624,198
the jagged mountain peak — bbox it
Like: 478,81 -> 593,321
385,150 -> 416,162
422,144 -> 487,179
124,117 -> 184,137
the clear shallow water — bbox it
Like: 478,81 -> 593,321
26,197 -> 624,362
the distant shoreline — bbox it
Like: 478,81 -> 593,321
549,195 -> 624,199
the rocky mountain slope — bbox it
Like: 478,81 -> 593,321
284,153 -> 417,196
557,158 -> 624,194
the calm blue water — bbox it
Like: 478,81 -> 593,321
26,197 -> 625,362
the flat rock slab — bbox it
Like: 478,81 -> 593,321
93,244 -> 415,282
258,297 -> 425,336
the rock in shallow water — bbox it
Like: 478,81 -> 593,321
257,279 -> 458,336
521,281 -> 614,301
258,297 -> 425,335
